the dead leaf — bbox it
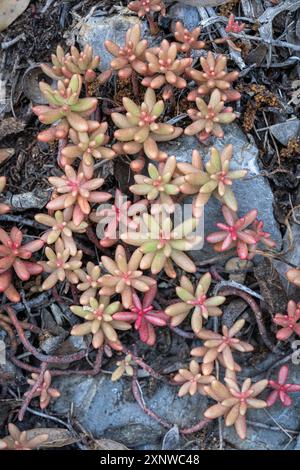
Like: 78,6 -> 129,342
0,117 -> 25,140
0,0 -> 30,32
0,148 -> 15,165
26,428 -> 78,448
93,439 -> 129,450
290,80 -> 300,106
162,425 -> 180,450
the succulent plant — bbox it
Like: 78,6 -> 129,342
37,119 -> 70,143
204,376 -> 268,440
225,14 -> 245,34
286,268 -> 300,287
191,345 -> 242,376
121,213 -> 200,278
165,273 -> 225,334
174,21 -> 205,54
41,44 -> 103,83
187,52 -> 241,103
197,319 -> 254,371
0,424 -> 49,451
0,176 -> 10,215
112,285 -> 168,345
35,208 -> 88,257
267,365 -> 300,407
47,165 -> 111,226
273,300 -> 300,341
128,0 -> 166,18
246,219 -> 276,259
99,244 -> 156,308
90,189 -> 148,247
76,262 -> 102,305
112,88 -> 182,160
105,24 -> 148,80
39,237 -> 82,290
173,360 -> 214,397
206,205 -> 259,260
111,354 -> 134,381
185,90 -> 237,142
0,227 -> 44,303
70,296 -> 131,350
25,370 -> 60,410
130,156 -> 180,213
177,145 -> 247,214
141,40 -> 192,93
32,74 -> 97,133
60,121 -> 115,177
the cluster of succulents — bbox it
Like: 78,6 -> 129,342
2,7 -> 300,448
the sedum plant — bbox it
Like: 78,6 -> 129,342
70,296 -> 131,350
267,365 -> 300,407
174,22 -> 205,54
121,213 -> 200,278
142,40 -> 192,96
0,227 -> 44,303
187,52 -> 241,103
197,320 -> 254,371
112,286 -> 168,346
225,14 -> 245,34
165,273 -> 225,334
112,88 -> 182,161
33,74 -> 97,133
99,244 -> 156,309
47,164 -> 111,226
204,375 -> 268,440
25,371 -> 60,410
185,90 -> 237,142
35,208 -> 88,257
111,354 -> 134,381
177,145 -> 247,214
130,156 -> 180,213
0,176 -> 10,215
41,44 -> 103,83
206,205 -> 275,260
191,345 -> 242,376
39,237 -> 82,290
105,24 -> 148,80
37,119 -> 70,143
173,360 -> 214,397
286,268 -> 300,287
0,424 -> 49,451
60,121 -> 115,177
76,261 -> 102,305
128,0 -> 166,18
273,300 -> 300,341
90,189 -> 148,248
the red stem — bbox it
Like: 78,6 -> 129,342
18,363 -> 47,421
5,306 -> 88,364
218,287 -> 277,352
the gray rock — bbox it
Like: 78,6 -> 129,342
273,207 -> 300,300
5,190 -> 50,210
52,374 -> 209,448
223,364 -> 300,450
269,119 -> 300,146
168,3 -> 200,31
160,123 -> 282,259
77,13 -> 148,72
